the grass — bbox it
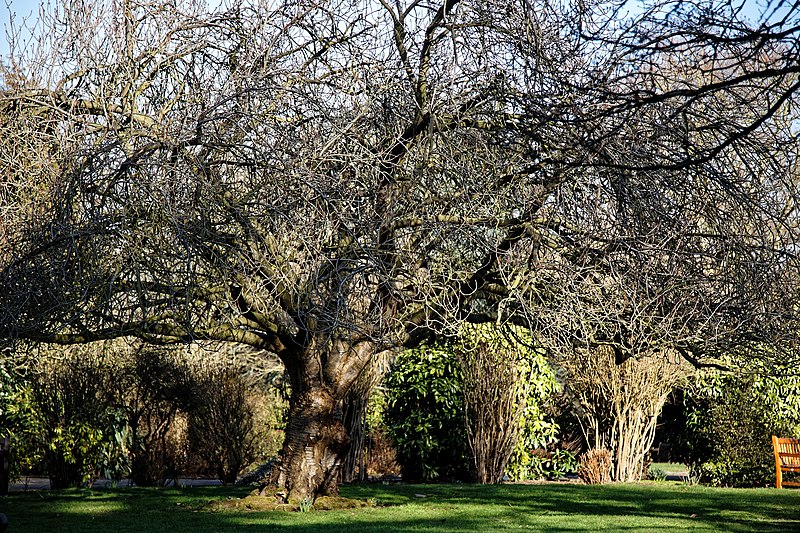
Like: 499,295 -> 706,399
2,481 -> 800,532
650,462 -> 687,473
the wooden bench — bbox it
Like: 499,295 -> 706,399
772,436 -> 800,488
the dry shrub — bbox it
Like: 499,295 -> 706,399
187,365 -> 287,484
187,368 -> 256,484
578,448 -> 612,484
124,348 -> 196,487
366,427 -> 400,478
558,348 -> 690,482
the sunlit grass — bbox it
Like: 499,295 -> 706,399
2,481 -> 800,532
650,461 -> 686,473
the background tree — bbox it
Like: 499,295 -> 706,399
0,340 -> 282,486
120,347 -> 196,486
2,0 -> 800,500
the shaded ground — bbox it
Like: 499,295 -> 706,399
8,462 -> 691,491
2,481 -> 799,532
651,462 -> 691,481
9,477 -> 222,491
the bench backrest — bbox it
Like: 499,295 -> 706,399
773,436 -> 800,467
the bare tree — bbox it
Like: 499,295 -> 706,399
2,0 -> 800,500
558,347 -> 691,482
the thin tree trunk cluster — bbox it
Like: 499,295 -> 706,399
340,349 -> 392,483
561,348 -> 689,482
458,337 -> 530,484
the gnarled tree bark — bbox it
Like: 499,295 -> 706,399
268,339 -> 376,500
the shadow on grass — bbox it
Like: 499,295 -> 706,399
2,482 -> 799,532
342,483 -> 800,532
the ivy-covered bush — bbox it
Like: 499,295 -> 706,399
384,328 -> 564,483
678,364 -> 800,487
504,349 -> 569,481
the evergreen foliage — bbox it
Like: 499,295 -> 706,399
384,327 -> 566,482
678,365 -> 800,487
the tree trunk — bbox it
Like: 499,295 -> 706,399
269,386 -> 349,501
341,392 -> 369,483
267,340 -> 375,501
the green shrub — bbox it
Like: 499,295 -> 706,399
18,351 -> 125,489
506,447 -> 578,481
678,365 -> 800,488
2,342 -> 284,487
1,360 -> 45,481
384,330 -> 562,483
648,465 -> 668,482
384,345 -> 470,482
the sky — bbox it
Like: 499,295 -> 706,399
0,1 -> 790,63
1,0 -> 38,24
0,0 -> 229,59
0,0 -> 44,59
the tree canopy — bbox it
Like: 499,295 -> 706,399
2,0 -> 800,498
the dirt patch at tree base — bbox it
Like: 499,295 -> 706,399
206,486 -> 374,512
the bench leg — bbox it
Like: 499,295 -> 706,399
776,467 -> 783,489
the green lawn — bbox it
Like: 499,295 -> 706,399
650,462 -> 687,473
2,481 -> 799,532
